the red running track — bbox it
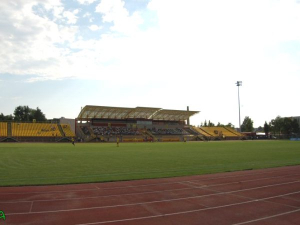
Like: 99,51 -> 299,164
1,165 -> 300,225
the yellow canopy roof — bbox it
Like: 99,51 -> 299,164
77,105 -> 199,121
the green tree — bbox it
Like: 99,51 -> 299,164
13,106 -> 47,122
31,107 -> 47,121
256,126 -> 263,132
0,113 -> 13,121
241,116 -> 254,132
282,117 -> 293,135
14,106 -> 32,121
291,119 -> 300,134
270,116 -> 284,136
208,120 -> 215,127
226,123 -> 234,128
264,121 -> 270,136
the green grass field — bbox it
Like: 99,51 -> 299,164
0,140 -> 300,186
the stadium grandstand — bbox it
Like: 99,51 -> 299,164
0,105 -> 244,142
0,121 -> 75,142
76,105 -> 244,142
193,126 -> 244,140
76,105 -> 199,142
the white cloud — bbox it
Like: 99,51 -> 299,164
95,0 -> 143,34
11,96 -> 22,100
63,9 -> 79,24
77,0 -> 97,5
0,0 -> 78,79
1,0 -> 300,126
1,0 -> 300,84
83,12 -> 91,18
88,24 -> 102,31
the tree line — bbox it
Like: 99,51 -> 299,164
264,116 -> 299,136
200,120 -> 235,128
201,115 -> 300,136
0,106 -> 47,122
240,116 -> 299,136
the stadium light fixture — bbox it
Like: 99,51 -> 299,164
236,81 -> 242,132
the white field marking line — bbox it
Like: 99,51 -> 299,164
6,180 -> 300,216
225,190 -> 300,210
262,198 -> 300,209
74,190 -> 300,225
0,187 -> 190,204
92,168 -> 299,190
283,195 -> 300,203
3,173 -> 300,204
179,181 -> 203,188
0,171 -> 299,203
186,171 -> 300,187
2,169 -> 300,197
93,184 -> 100,190
29,201 -> 34,213
182,172 -> 300,190
231,208 -> 300,225
0,187 -> 102,196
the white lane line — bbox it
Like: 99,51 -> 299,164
93,184 -> 100,190
74,191 -> 300,225
179,181 -> 205,188
227,191 -> 300,209
1,167 -> 299,195
181,172 -> 300,188
29,201 -> 34,213
92,168 -> 300,190
2,173 -> 300,204
0,187 -> 100,196
0,187 -> 193,203
231,208 -> 300,225
6,180 -> 300,216
283,195 -> 300,203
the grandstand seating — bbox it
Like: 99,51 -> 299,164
11,123 -> 62,137
199,127 -> 222,137
148,128 -> 189,135
192,127 -> 213,136
77,123 -> 244,142
184,127 -> 198,135
61,124 -> 75,137
224,127 -> 244,136
197,126 -> 243,139
92,127 -> 140,136
159,136 -> 181,142
0,122 -> 8,136
81,126 -> 91,135
122,137 -> 144,142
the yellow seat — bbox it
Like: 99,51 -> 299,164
11,123 -> 62,137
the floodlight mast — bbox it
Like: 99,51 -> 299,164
236,81 -> 242,132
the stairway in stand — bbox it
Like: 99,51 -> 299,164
145,130 -> 157,141
7,122 -> 12,137
58,124 -> 65,137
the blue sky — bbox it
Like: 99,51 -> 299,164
0,0 -> 300,127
